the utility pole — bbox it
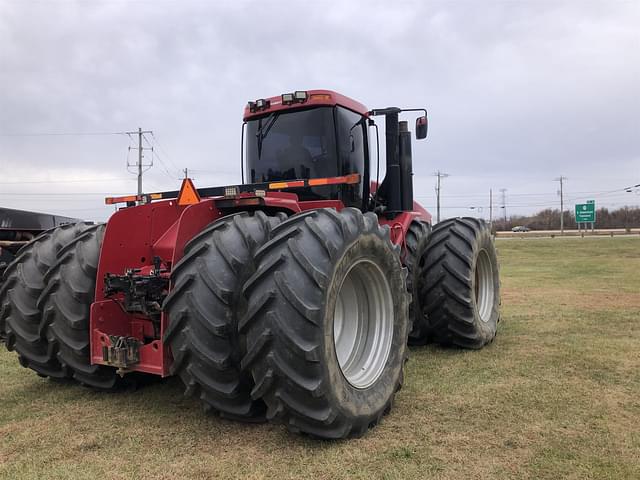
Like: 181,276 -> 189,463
500,188 -> 507,226
126,127 -> 153,197
554,176 -> 567,234
433,171 -> 450,223
489,188 -> 493,228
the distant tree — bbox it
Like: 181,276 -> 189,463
490,206 -> 640,230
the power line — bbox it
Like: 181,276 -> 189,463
150,132 -> 183,175
415,184 -> 636,209
0,178 -> 129,185
414,202 -> 640,210
142,134 -> 180,181
438,188 -> 629,199
0,131 -> 128,137
0,192 -> 131,196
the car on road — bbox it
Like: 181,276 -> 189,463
511,225 -> 530,232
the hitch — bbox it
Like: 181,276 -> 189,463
104,256 -> 169,319
102,335 -> 141,370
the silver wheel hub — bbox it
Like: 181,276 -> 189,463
333,259 -> 394,389
475,249 -> 495,322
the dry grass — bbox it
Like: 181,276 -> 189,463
1,237 -> 639,479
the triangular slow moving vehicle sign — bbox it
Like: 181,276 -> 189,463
177,178 -> 201,206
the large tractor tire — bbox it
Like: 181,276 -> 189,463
38,223 -> 122,389
0,223 -> 94,377
240,208 -> 410,439
404,220 -> 432,345
0,247 -> 15,292
163,211 -> 286,421
417,217 -> 500,349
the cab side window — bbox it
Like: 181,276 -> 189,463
336,107 -> 367,209
336,107 -> 366,176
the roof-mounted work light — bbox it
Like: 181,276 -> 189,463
281,92 -> 295,105
248,99 -> 270,113
255,98 -> 270,110
281,91 -> 308,105
294,90 -> 308,102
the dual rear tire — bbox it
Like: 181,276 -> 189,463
165,208 -> 409,438
1,224 -> 89,377
240,208 -> 409,438
163,211 -> 286,421
0,223 -> 121,388
410,217 -> 500,348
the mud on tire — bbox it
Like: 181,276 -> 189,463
417,217 -> 500,349
240,208 -> 410,439
163,211 -> 286,421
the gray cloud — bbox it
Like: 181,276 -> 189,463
0,0 -> 638,221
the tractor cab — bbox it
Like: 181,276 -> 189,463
243,90 -> 428,218
243,90 -> 369,210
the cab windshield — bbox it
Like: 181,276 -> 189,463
245,107 -> 338,183
244,106 -> 367,208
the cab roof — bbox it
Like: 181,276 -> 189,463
243,89 -> 369,121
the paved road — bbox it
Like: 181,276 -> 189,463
496,229 -> 640,239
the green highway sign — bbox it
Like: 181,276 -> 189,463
575,201 -> 596,223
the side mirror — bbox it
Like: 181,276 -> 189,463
416,116 -> 428,139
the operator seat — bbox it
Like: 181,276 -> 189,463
276,134 -> 313,179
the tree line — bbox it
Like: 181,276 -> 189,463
491,206 -> 640,231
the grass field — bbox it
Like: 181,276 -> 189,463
1,237 -> 639,479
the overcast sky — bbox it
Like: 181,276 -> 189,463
0,0 -> 638,222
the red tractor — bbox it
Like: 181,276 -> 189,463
0,90 -> 500,439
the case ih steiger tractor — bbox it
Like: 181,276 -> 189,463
0,90 -> 500,439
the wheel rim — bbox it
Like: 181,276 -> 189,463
333,259 -> 394,389
475,249 -> 495,322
